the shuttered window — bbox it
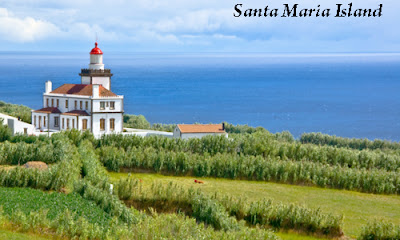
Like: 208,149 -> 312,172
82,119 -> 88,130
110,118 -> 115,131
100,119 -> 105,131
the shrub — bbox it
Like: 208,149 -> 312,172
358,220 -> 400,240
0,118 -> 12,142
0,101 -> 32,124
73,180 -> 143,225
124,114 -> 151,129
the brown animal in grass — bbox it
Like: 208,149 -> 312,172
194,179 -> 204,184
59,188 -> 68,194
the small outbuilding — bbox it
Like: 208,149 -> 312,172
173,123 -> 228,139
0,113 -> 36,135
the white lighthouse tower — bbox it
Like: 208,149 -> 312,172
80,42 -> 112,90
89,42 -> 104,70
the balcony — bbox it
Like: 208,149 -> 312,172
79,69 -> 113,77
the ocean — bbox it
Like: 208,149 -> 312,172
0,52 -> 399,141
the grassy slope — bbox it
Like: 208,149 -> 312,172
109,172 -> 400,239
0,187 -> 111,226
0,229 -> 51,240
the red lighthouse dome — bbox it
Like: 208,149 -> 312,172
90,42 -> 103,55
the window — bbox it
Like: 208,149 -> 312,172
46,99 -> 49,107
110,101 -> 115,110
75,101 -> 77,109
24,128 -> 27,135
34,116 -> 37,127
67,119 -> 70,129
54,117 -> 59,127
51,99 -> 54,107
66,100 -> 69,108
80,101 -> 83,110
39,116 -> 41,128
85,101 -> 88,110
72,119 -> 75,129
82,119 -> 88,130
100,102 -> 105,110
110,118 -> 115,131
100,118 -> 105,131
57,99 -> 59,107
62,118 -> 64,129
44,116 -> 46,127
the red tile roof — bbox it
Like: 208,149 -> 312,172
33,107 -> 61,114
51,84 -> 117,97
62,110 -> 89,116
177,124 -> 226,133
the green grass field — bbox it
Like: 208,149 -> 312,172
0,187 -> 111,226
109,171 -> 400,239
0,229 -> 50,240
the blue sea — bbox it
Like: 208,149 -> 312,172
0,52 -> 399,141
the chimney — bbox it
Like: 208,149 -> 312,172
92,84 -> 100,98
45,80 -> 52,93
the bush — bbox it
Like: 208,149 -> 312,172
0,119 -> 12,142
0,101 -> 32,124
246,200 -> 343,236
301,132 -> 400,152
118,180 -> 342,236
124,114 -> 151,129
358,220 -> 400,240
73,180 -> 143,225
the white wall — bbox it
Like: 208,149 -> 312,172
179,132 -> 228,139
31,112 -> 48,131
76,116 -> 91,131
60,115 -> 77,130
81,76 -> 91,85
90,54 -> 103,64
92,113 -> 123,137
0,113 -> 35,135
92,77 -> 110,90
173,127 -> 181,138
43,96 -> 91,113
92,99 -> 122,112
48,113 -> 61,130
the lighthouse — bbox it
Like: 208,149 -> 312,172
32,42 -> 124,137
79,42 -> 113,91
89,42 -> 104,70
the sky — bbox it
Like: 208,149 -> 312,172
0,0 -> 399,53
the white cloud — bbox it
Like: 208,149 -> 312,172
0,0 -> 398,52
0,8 -> 60,42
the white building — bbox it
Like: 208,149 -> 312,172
0,113 -> 36,135
32,42 -> 124,137
173,124 -> 228,139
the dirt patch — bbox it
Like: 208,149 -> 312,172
23,161 -> 48,170
124,199 -> 192,215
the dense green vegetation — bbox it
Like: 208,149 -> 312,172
0,187 -> 111,225
117,179 -> 343,237
0,101 -> 32,124
99,146 -> 400,194
0,129 -> 280,239
123,114 -> 177,132
110,172 -> 400,238
301,132 -> 400,152
96,133 -> 400,171
358,221 -> 400,240
1,101 -> 400,239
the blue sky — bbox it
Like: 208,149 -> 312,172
0,0 -> 398,53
